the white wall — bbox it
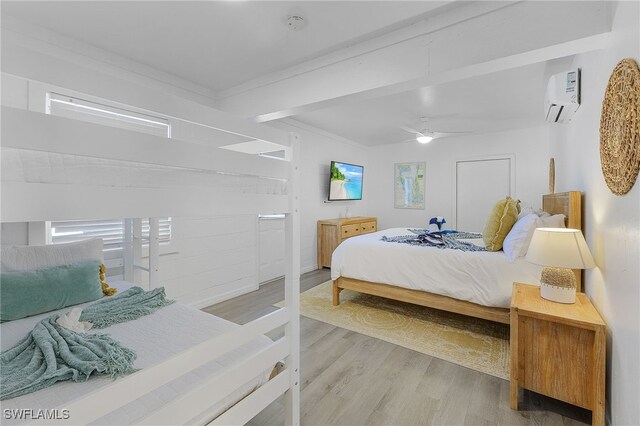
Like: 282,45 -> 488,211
159,215 -> 259,306
368,126 -> 550,230
1,223 -> 28,247
268,120 -> 370,273
548,2 -> 639,424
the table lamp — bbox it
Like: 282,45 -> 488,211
525,228 -> 595,303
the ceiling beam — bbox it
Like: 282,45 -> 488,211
256,32 -> 611,123
217,1 -> 611,122
216,1 -> 516,101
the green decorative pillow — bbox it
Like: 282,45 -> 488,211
0,260 -> 103,322
482,197 -> 521,252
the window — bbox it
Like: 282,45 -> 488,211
46,92 -> 171,138
49,218 -> 172,251
258,214 -> 285,219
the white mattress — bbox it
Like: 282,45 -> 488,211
331,228 -> 543,308
0,281 -> 272,425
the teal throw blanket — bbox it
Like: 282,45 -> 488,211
0,287 -> 174,400
80,286 -> 175,328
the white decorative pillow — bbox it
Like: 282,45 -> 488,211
503,213 -> 539,261
518,205 -> 548,220
517,206 -> 536,220
1,238 -> 104,272
538,214 -> 566,228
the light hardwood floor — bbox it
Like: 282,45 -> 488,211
203,270 -> 591,426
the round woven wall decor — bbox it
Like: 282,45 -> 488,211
600,58 -> 640,195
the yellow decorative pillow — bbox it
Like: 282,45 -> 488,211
482,197 -> 520,252
99,263 -> 117,296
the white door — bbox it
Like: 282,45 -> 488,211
456,157 -> 513,232
258,216 -> 285,284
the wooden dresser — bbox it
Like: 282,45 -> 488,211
317,217 -> 377,269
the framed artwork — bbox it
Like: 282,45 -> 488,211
394,162 -> 425,209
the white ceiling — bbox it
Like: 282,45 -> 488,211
2,1 -> 451,92
2,1 -> 584,147
294,57 -> 574,146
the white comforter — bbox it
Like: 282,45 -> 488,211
331,228 -> 542,308
0,281 -> 272,425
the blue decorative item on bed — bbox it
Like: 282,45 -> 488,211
0,287 -> 174,400
427,216 -> 447,232
382,231 -> 486,252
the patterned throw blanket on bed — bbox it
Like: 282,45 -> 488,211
0,287 -> 174,400
381,230 -> 486,252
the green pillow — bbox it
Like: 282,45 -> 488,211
1,260 -> 103,322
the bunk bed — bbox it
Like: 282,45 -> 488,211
331,192 -> 582,325
0,75 -> 301,425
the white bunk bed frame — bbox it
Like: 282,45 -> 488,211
1,79 -> 301,425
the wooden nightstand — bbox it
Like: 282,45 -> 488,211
510,283 -> 606,426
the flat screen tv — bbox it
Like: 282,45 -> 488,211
328,161 -> 363,201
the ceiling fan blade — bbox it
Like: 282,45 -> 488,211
433,131 -> 472,135
400,125 -> 421,135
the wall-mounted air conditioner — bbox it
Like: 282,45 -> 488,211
545,69 -> 581,123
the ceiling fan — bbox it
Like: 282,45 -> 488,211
400,117 -> 471,144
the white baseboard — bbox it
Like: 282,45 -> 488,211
190,265 -> 323,308
258,265 -> 323,287
187,284 -> 257,310
259,276 -> 282,287
301,264 -> 318,275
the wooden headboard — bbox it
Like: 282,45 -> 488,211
542,191 -> 583,291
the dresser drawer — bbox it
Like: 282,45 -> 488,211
360,221 -> 377,234
341,224 -> 361,238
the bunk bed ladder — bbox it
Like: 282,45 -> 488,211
124,217 -> 160,290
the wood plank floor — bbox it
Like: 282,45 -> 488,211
204,269 -> 591,426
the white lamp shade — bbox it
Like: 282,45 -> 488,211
526,228 -> 595,269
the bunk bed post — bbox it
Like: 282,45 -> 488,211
123,219 -> 134,282
148,217 -> 160,288
133,218 -> 143,287
284,133 -> 301,426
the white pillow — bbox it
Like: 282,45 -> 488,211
1,238 -> 104,272
503,213 -> 539,261
538,214 -> 566,228
517,206 -> 536,220
518,205 -> 550,220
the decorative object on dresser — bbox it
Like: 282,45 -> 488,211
317,217 -> 377,269
599,58 -> 640,195
510,283 -> 606,426
526,228 -> 595,303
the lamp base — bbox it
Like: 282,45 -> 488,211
539,267 -> 576,304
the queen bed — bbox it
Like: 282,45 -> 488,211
331,192 -> 582,324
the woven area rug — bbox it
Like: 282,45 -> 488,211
279,280 -> 510,379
